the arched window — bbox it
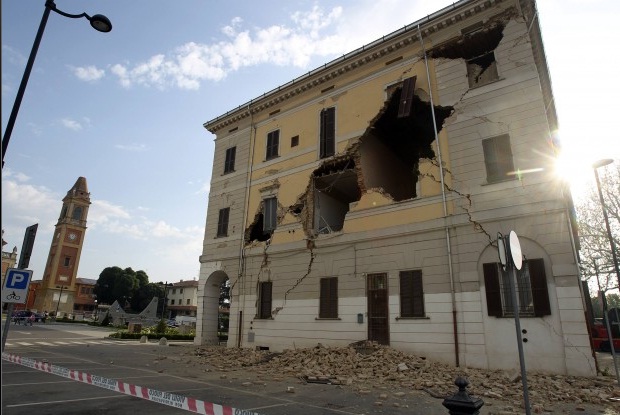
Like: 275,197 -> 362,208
72,206 -> 83,220
59,206 -> 68,220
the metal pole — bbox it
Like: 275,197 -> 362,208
2,4 -> 52,164
507,258 -> 531,415
1,304 -> 16,352
594,167 -> 620,288
601,291 -> 620,385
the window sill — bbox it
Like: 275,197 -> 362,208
315,317 -> 341,320
264,156 -> 280,162
254,316 -> 274,320
482,177 -> 517,186
395,316 -> 429,321
222,170 -> 235,175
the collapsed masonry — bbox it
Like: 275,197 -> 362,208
245,10 -> 513,243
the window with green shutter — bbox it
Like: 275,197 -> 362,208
399,270 -> 424,317
319,277 -> 338,318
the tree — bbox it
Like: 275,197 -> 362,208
94,266 -> 151,311
131,282 -> 165,312
576,162 -> 620,294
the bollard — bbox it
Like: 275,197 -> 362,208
442,376 -> 484,415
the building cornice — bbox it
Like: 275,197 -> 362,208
204,0 -> 510,134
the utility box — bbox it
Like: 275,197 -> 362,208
128,323 -> 142,333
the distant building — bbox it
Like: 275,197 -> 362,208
74,277 -> 97,314
166,279 -> 199,319
33,177 -> 91,315
1,232 -> 18,287
2,231 -> 18,311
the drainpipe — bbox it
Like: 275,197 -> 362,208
236,104 -> 256,348
418,24 -> 459,367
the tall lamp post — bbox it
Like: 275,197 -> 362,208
1,0 -> 112,165
593,159 -> 620,288
54,285 -> 69,318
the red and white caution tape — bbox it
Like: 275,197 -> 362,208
2,352 -> 260,415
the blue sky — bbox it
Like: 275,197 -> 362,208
2,0 -> 619,284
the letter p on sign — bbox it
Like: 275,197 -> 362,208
2,269 -> 33,304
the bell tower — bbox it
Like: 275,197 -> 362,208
34,177 -> 91,315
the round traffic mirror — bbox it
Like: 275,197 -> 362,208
509,231 -> 522,270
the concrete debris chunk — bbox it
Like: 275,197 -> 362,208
186,341 -> 620,410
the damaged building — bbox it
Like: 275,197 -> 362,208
197,0 -> 596,377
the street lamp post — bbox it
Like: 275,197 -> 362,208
1,0 -> 112,165
593,159 -> 620,288
54,285 -> 68,319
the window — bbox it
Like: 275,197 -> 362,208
180,288 -> 184,294
483,258 -> 551,317
291,135 -> 299,147
217,208 -> 230,237
63,257 -> 70,267
397,76 -> 416,118
172,289 -> 176,294
224,147 -> 236,174
320,107 -> 335,158
171,299 -> 175,305
186,299 -> 190,305
266,130 -> 280,160
263,197 -> 277,232
72,206 -> 83,220
482,134 -> 515,183
319,277 -> 338,318
257,281 -> 272,319
399,270 -> 425,317
467,51 -> 499,88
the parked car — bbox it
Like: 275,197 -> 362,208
34,312 -> 46,322
11,310 -> 32,324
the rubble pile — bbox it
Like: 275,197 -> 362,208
188,342 -> 620,408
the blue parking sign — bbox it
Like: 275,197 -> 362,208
2,268 -> 33,304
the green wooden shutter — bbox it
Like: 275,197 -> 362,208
529,258 -> 551,317
483,263 -> 503,317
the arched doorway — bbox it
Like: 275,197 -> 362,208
197,270 -> 229,346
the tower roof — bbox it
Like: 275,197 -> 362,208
64,177 -> 90,202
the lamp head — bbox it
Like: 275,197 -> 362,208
89,14 -> 112,32
593,159 -> 614,169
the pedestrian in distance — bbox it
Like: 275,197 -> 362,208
27,313 -> 35,326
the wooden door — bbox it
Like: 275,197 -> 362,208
367,273 -> 389,345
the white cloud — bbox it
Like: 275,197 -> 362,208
1,175 -> 60,235
2,44 -> 26,67
109,5 -> 347,90
71,65 -> 105,81
61,118 -> 83,131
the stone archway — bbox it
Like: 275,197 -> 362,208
196,270 -> 229,346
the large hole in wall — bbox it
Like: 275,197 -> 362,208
358,86 -> 453,201
245,205 -> 272,243
252,75 -> 456,241
312,157 -> 360,234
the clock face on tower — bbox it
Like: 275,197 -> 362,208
68,232 -> 77,241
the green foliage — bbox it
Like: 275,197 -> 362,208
155,318 -> 168,334
94,266 -> 152,311
108,323 -> 194,340
131,283 -> 165,312
108,331 -> 194,340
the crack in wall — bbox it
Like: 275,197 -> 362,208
422,158 -> 494,246
242,11 -> 520,305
